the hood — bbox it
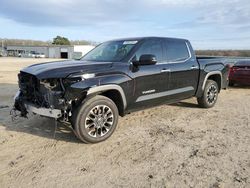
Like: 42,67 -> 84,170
21,60 -> 113,79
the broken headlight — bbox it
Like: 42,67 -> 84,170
40,79 -> 60,90
63,73 -> 95,86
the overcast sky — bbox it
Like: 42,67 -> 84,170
0,0 -> 249,49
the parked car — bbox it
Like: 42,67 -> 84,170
28,52 -> 45,58
35,53 -> 45,58
229,60 -> 250,86
13,37 -> 230,143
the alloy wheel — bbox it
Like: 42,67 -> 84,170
85,105 -> 114,138
206,84 -> 217,104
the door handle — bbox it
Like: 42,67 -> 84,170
161,69 -> 171,73
190,66 -> 199,70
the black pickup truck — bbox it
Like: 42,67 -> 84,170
13,37 -> 229,143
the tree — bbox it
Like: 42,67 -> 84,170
52,36 -> 71,45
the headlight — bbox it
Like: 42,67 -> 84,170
63,73 -> 95,86
68,73 -> 95,80
40,79 -> 59,89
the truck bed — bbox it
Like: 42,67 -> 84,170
197,56 -> 250,67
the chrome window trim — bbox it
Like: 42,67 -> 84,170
156,42 -> 192,65
129,40 -> 193,65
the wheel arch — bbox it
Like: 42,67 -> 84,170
87,85 -> 127,116
202,71 -> 222,92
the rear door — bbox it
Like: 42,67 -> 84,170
164,39 -> 199,101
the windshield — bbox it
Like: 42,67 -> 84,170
81,40 -> 138,62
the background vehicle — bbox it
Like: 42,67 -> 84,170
35,53 -> 45,58
13,37 -> 230,143
28,52 -> 45,58
229,60 -> 250,86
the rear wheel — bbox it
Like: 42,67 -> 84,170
72,95 -> 119,143
229,81 -> 234,87
197,80 -> 219,108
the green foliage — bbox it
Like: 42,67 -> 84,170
52,36 -> 71,45
0,38 -> 95,47
0,38 -> 50,46
0,38 -> 94,46
70,40 -> 92,45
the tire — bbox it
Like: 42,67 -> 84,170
72,95 -> 119,143
197,80 -> 219,108
228,81 -> 234,87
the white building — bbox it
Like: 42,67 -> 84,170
73,45 -> 94,59
0,46 -> 7,56
6,45 -> 95,59
0,47 -> 3,56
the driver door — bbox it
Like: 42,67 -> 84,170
128,39 -> 170,110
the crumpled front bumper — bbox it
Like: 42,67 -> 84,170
14,90 -> 62,119
24,102 -> 62,119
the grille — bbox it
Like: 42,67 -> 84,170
19,72 -> 39,90
18,72 -> 46,106
18,72 -> 63,108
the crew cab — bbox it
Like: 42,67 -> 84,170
13,37 -> 229,143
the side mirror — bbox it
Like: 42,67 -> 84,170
132,54 -> 157,66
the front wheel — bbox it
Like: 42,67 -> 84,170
197,80 -> 219,108
72,95 -> 119,143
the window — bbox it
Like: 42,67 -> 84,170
166,40 -> 190,62
134,39 -> 163,62
81,40 -> 137,62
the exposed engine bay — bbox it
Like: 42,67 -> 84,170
12,71 -> 85,121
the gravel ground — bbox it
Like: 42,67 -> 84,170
0,57 -> 249,188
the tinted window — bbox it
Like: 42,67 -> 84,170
166,40 -> 190,62
134,40 -> 163,62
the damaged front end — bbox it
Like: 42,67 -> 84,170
12,71 -> 86,121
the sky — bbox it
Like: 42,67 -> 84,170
0,0 -> 250,49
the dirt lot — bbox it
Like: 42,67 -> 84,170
0,57 -> 249,188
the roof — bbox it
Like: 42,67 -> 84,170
107,36 -> 188,42
235,60 -> 250,66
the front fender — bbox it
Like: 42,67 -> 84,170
64,74 -> 132,109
